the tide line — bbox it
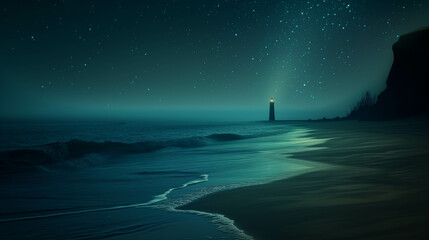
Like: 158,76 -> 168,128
0,174 -> 208,223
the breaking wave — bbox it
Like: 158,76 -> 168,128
0,133 -> 248,174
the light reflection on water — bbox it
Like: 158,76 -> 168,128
0,123 -> 328,239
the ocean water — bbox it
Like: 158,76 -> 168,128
0,121 -> 326,240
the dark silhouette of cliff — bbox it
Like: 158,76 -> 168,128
347,91 -> 376,120
348,27 -> 429,120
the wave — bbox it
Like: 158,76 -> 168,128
0,174 -> 208,223
135,170 -> 201,176
0,133 -> 249,174
206,133 -> 245,141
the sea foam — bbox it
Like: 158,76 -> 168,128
0,174 -> 209,223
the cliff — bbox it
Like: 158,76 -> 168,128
349,27 -> 429,120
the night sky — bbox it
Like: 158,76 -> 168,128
1,0 -> 429,121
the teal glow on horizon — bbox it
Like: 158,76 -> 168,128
1,1 -> 429,120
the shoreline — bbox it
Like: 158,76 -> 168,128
172,127 -> 334,240
172,158 -> 333,240
179,119 -> 429,240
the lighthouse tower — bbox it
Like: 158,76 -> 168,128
269,98 -> 275,121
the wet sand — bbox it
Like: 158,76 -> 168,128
180,119 -> 429,240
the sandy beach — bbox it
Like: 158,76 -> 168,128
180,119 -> 429,240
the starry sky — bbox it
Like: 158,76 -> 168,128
1,0 -> 429,121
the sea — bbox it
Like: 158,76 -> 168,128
0,121 -> 326,240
